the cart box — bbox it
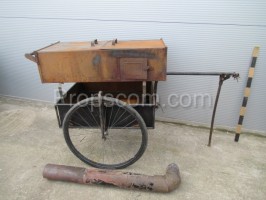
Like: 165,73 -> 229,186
26,39 -> 167,83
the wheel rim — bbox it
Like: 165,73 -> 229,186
63,97 -> 147,169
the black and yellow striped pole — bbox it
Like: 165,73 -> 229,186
235,47 -> 260,142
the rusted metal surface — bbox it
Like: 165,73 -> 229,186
25,41 -> 61,63
43,163 -> 181,193
25,39 -> 167,83
120,58 -> 149,80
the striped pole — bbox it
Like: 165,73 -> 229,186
235,47 -> 260,142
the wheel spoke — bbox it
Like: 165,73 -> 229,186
74,111 -> 92,128
86,105 -> 100,127
121,118 -> 137,128
110,109 -> 127,128
69,118 -> 94,128
108,105 -> 114,128
112,113 -> 133,127
110,106 -> 120,128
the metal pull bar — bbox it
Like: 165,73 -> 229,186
166,71 -> 239,146
167,72 -> 239,77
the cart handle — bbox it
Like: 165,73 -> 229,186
25,41 -> 60,63
25,52 -> 38,63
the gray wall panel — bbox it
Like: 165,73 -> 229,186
0,1 -> 265,133
1,0 -> 265,25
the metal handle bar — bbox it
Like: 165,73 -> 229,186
166,71 -> 239,146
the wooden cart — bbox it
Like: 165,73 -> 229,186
26,39 -> 167,169
26,39 -> 239,169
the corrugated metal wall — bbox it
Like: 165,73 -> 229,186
0,0 -> 265,134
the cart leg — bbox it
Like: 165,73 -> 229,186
208,74 -> 230,146
142,81 -> 147,103
58,83 -> 64,103
98,91 -> 106,140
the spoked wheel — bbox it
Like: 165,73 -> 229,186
62,96 -> 148,169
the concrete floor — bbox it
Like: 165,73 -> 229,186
0,96 -> 265,200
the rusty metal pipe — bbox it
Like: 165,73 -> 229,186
43,163 -> 181,193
